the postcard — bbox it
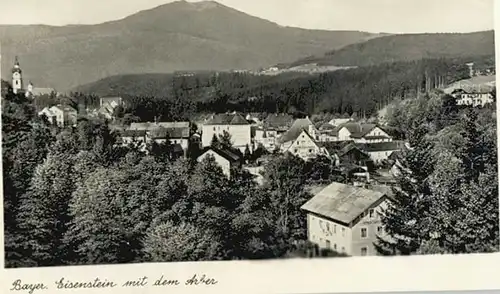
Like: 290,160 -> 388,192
0,0 -> 499,293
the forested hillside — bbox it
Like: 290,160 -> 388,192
285,30 -> 495,68
71,55 -> 495,123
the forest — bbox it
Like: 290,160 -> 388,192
2,84 -> 348,267
68,55 -> 495,123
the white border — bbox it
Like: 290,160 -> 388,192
1,0 -> 500,293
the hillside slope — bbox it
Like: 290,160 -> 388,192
285,31 -> 495,68
0,0 -> 378,91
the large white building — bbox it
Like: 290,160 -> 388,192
201,113 -> 251,153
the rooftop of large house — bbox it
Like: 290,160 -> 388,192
301,182 -> 387,226
204,113 -> 250,125
278,117 -> 314,143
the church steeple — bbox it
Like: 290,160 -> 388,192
12,56 -> 23,94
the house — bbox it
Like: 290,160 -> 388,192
283,129 -> 330,160
254,113 -> 294,151
201,113 -> 252,153
335,122 -> 392,143
98,96 -> 124,120
197,147 -> 243,178
121,129 -> 148,151
278,116 -> 318,151
127,121 -> 191,154
38,105 -> 77,127
453,90 -> 494,107
356,141 -> 404,164
337,143 -> 373,168
301,182 -> 393,256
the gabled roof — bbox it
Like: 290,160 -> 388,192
263,113 -> 294,129
278,117 -> 314,143
199,147 -> 242,163
338,143 -> 370,158
301,182 -> 387,226
204,113 -> 250,125
147,126 -> 190,139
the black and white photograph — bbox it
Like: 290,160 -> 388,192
0,0 -> 497,270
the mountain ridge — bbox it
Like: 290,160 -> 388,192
0,0 -> 379,91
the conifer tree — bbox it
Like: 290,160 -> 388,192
375,125 -> 436,255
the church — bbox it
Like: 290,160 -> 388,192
11,57 -> 57,98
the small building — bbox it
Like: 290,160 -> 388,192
201,113 -> 252,153
301,182 -> 393,256
38,105 -> 77,127
197,147 -> 243,178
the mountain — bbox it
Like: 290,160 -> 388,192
0,0 -> 380,91
284,30 -> 495,68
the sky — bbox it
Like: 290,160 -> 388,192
0,0 -> 495,33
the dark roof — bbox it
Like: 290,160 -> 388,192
317,140 -> 354,153
148,126 -> 190,139
122,130 -> 147,137
301,182 -> 387,225
338,143 -> 370,158
356,141 -> 404,152
205,113 -> 250,125
278,117 -> 314,143
263,113 -> 294,129
199,147 -> 242,163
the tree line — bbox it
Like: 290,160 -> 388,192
70,55 -> 495,123
376,90 -> 498,254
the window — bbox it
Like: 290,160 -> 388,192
361,228 -> 367,238
326,223 -> 330,232
326,240 -> 331,248
309,149 -> 313,153
342,228 -> 346,237
377,226 -> 382,234
341,246 -> 345,253
334,225 -> 337,234
294,149 -> 298,153
369,209 -> 374,218
361,247 -> 368,256
334,244 -> 337,250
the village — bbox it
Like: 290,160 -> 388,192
6,55 -> 496,258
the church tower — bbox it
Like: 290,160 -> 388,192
12,56 -> 23,94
